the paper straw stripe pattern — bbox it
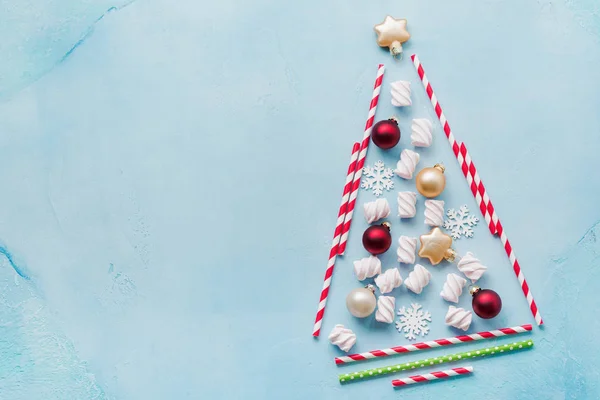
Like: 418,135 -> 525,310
311,142 -> 361,337
338,64 -> 385,255
411,54 -> 543,326
339,340 -> 533,383
335,324 -> 532,364
313,64 -> 385,336
391,366 -> 473,387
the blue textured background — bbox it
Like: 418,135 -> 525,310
1,0 -> 600,398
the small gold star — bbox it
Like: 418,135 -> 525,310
374,16 -> 410,56
419,227 -> 455,265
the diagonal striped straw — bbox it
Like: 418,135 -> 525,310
338,64 -> 386,255
312,142 -> 360,337
411,54 -> 543,326
313,65 -> 385,337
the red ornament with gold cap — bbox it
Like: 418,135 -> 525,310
470,286 -> 502,319
371,118 -> 400,149
362,222 -> 392,255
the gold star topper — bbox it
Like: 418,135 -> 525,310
418,227 -> 457,265
374,16 -> 411,57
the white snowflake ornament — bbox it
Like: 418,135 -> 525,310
443,205 -> 479,239
396,303 -> 431,340
361,160 -> 394,196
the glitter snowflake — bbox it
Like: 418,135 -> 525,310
396,303 -> 431,340
443,205 -> 479,239
361,160 -> 394,196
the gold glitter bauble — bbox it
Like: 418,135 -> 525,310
416,163 -> 446,198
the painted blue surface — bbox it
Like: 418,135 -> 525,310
0,0 -> 599,398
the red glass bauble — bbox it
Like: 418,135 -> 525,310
372,119 -> 401,149
471,288 -> 502,319
362,224 -> 392,255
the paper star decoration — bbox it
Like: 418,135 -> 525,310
374,16 -> 411,56
418,227 -> 456,265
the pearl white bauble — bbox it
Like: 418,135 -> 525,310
346,286 -> 377,318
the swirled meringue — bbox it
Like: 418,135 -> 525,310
395,149 -> 420,179
375,268 -> 402,294
364,198 -> 390,224
457,252 -> 488,283
375,296 -> 395,324
440,273 -> 467,303
397,236 -> 417,264
353,255 -> 381,281
397,191 -> 417,218
424,200 -> 445,227
411,118 -> 433,147
404,264 -> 431,294
391,81 -> 412,107
445,306 -> 472,331
328,324 -> 357,352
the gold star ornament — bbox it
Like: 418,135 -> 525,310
418,227 -> 457,265
374,16 -> 411,57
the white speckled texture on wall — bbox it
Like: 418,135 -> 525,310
0,0 -> 599,398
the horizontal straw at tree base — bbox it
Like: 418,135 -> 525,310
335,324 -> 532,365
339,339 -> 533,384
391,366 -> 473,388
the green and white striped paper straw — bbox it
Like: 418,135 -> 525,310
339,339 -> 533,383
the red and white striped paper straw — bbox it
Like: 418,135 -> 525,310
312,142 -> 361,337
411,54 -> 543,326
334,324 -> 531,365
391,366 -> 473,388
457,143 -> 498,234
338,64 -> 385,256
